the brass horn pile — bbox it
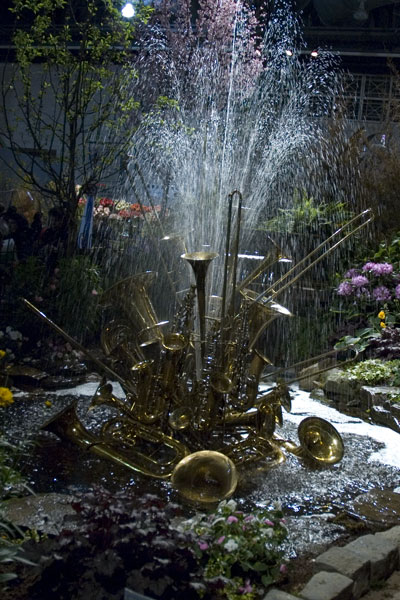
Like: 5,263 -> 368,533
24,198 -> 373,503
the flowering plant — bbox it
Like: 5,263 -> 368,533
175,499 -> 288,599
337,262 -> 400,306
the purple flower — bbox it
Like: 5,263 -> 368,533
351,275 -> 369,288
337,281 -> 353,296
362,262 -> 376,272
372,286 -> 392,302
216,535 -> 226,544
345,268 -> 359,278
396,284 -> 400,300
362,262 -> 393,276
198,541 -> 209,550
227,515 -> 238,524
264,519 -> 274,526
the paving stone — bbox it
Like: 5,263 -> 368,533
346,533 -> 399,582
263,588 -> 300,600
376,526 -> 400,566
314,545 -> 370,598
299,570 -> 354,600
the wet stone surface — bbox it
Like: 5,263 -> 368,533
2,378 -> 400,557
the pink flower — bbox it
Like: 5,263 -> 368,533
395,284 -> 400,299
227,515 -> 238,523
244,515 -> 254,522
264,519 -> 274,526
239,579 -> 253,593
198,541 -> 209,550
280,564 -> 288,574
216,535 -> 225,544
91,289 -> 99,296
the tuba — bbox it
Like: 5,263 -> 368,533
42,400 -> 190,479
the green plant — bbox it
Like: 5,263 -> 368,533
51,255 -> 102,341
258,190 -> 349,234
342,358 -> 400,386
178,499 -> 288,599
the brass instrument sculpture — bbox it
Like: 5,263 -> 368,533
25,199 -> 373,504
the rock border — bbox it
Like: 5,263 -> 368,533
264,526 -> 400,600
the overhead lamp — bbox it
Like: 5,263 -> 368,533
121,2 -> 135,18
310,50 -> 318,57
285,49 -> 293,57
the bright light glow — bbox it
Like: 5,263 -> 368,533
121,2 -> 135,18
310,50 -> 318,57
285,49 -> 293,57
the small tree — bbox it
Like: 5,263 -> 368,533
0,0 -> 152,252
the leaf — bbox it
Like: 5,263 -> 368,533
252,561 -> 269,572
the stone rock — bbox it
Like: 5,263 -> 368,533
298,360 -> 337,392
345,533 -> 399,582
390,403 -> 400,420
124,590 -> 155,600
376,526 -> 400,565
360,386 -> 400,411
263,589 -> 300,600
314,545 -> 370,598
2,493 -> 76,535
352,489 -> 400,526
300,570 -> 354,600
370,406 -> 400,433
324,370 -> 357,403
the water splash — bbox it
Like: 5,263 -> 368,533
120,0 -> 349,307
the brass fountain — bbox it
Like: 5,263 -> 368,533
24,193 -> 373,504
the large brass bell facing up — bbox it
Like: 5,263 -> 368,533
171,450 -> 238,504
297,417 -> 344,465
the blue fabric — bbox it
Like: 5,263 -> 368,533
77,195 -> 94,249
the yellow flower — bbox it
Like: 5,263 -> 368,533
0,350 -> 5,359
380,321 -> 386,329
44,400 -> 52,408
378,310 -> 386,320
0,387 -> 14,407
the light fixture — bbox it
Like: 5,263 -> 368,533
310,50 -> 318,58
121,2 -> 135,18
285,49 -> 293,57
353,0 -> 368,21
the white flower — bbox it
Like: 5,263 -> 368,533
224,538 -> 238,552
219,499 -> 237,512
264,528 -> 274,538
273,501 -> 282,511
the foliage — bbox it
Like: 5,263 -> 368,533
8,487 -> 289,600
372,233 -> 400,268
258,190 -> 350,234
13,487 -> 204,600
1,0 -> 152,250
342,358 -> 400,386
50,255 -> 102,340
368,327 -> 400,359
6,255 -> 102,343
178,498 -> 288,600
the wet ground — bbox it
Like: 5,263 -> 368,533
3,375 -> 400,562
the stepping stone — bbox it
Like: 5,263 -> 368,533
300,570 -> 354,600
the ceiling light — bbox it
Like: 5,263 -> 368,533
121,2 -> 135,18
